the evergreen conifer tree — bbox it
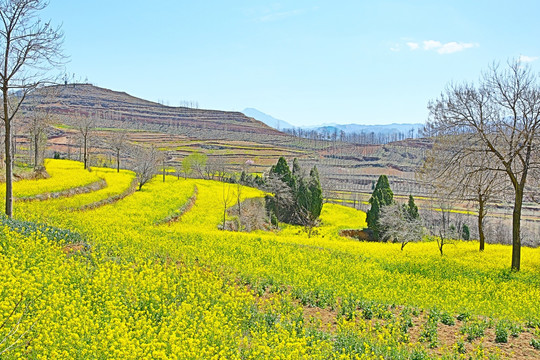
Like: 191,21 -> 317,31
309,166 -> 323,219
366,175 -> 394,239
271,157 -> 293,186
405,195 -> 419,220
462,224 -> 470,240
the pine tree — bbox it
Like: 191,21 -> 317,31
292,158 -> 302,177
462,224 -> 470,241
308,166 -> 323,220
266,158 -> 323,232
296,175 -> 310,222
405,195 -> 419,220
271,157 -> 293,186
366,197 -> 380,236
366,175 -> 394,239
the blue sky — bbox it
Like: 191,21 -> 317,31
42,1 -> 540,126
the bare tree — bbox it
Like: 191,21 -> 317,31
159,150 -> 169,182
25,86 -> 60,170
27,108 -> 51,169
264,172 -> 294,228
132,145 -> 159,191
221,182 -> 235,230
0,0 -> 64,217
235,180 -> 243,227
427,60 -> 540,270
420,137 -> 503,251
74,113 -> 95,170
205,155 -> 220,180
427,200 -> 456,256
379,203 -> 424,250
108,130 -> 127,172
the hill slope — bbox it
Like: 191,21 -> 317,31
26,84 -> 284,136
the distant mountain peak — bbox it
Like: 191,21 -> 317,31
242,108 -> 295,130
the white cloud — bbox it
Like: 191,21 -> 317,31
519,55 -> 538,63
402,39 -> 478,54
437,42 -> 478,54
406,42 -> 419,50
423,40 -> 442,50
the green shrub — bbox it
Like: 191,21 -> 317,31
461,318 -> 488,342
440,311 -> 455,326
420,310 -> 439,348
509,322 -> 523,337
454,337 -> 467,354
495,320 -> 508,343
457,312 -> 470,322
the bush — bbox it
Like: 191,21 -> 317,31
419,309 -> 439,348
440,311 -> 456,326
495,320 -> 508,343
454,337 -> 467,354
460,318 -> 488,342
509,322 -> 522,337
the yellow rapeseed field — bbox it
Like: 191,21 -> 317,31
1,159 -> 539,359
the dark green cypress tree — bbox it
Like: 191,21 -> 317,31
240,170 -> 247,184
309,166 -> 323,219
462,224 -> 470,240
296,175 -> 310,222
268,157 -> 293,223
366,196 -> 380,235
292,158 -> 302,177
405,195 -> 419,220
366,175 -> 394,239
271,157 -> 292,185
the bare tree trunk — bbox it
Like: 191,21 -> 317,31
478,196 -> 485,251
116,148 -> 120,173
34,134 -> 39,169
511,187 -> 523,271
223,207 -> 226,231
4,87 -> 12,217
83,136 -> 88,169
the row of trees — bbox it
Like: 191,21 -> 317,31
423,60 -> 540,271
0,0 -> 64,218
283,127 -> 420,145
362,60 -> 539,271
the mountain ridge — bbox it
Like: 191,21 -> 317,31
242,107 -> 424,136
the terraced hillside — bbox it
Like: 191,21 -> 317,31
25,84 -> 284,137
21,84 -> 427,180
1,159 -> 540,359
18,85 -> 539,245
